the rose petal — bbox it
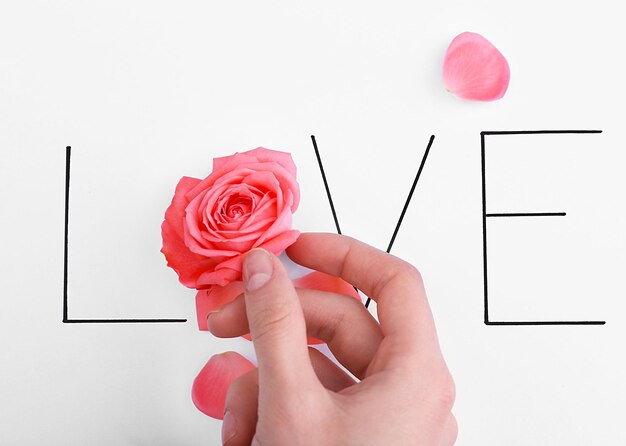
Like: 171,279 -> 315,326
442,31 -> 510,101
163,176 -> 201,240
161,219 -> 219,288
212,152 -> 261,175
196,229 -> 300,288
294,271 -> 360,299
246,147 -> 297,178
213,147 -> 297,179
191,352 -> 256,420
196,265 -> 241,288
161,177 -> 222,288
253,207 -> 291,247
188,162 -> 299,213
240,193 -> 274,230
183,203 -> 242,258
255,229 -> 300,255
202,185 -> 267,242
237,163 -> 298,212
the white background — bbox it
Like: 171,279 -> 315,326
1,1 -> 625,445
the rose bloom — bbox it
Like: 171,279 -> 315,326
161,147 -> 300,289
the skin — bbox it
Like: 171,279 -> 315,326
207,233 -> 457,446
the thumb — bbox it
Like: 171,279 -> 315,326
242,248 -> 319,393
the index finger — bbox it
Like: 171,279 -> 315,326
286,233 -> 438,353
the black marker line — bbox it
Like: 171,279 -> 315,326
310,135 -> 363,300
311,135 -> 342,235
385,135 -> 436,253
481,130 -> 602,136
64,319 -> 188,324
481,130 -> 605,326
364,135 -> 435,308
486,212 -> 566,217
63,145 -> 187,324
481,134 -> 489,324
486,321 -> 606,326
63,146 -> 71,323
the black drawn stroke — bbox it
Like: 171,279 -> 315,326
63,146 -> 187,324
310,135 -> 435,309
481,130 -> 605,326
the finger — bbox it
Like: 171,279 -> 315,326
222,369 -> 259,446
208,288 -> 383,378
308,347 -> 357,391
221,350 -> 356,446
287,233 -> 438,353
242,249 -> 321,395
440,413 -> 458,446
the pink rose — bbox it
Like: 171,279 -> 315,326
161,147 -> 300,288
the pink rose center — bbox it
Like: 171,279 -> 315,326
222,196 -> 252,220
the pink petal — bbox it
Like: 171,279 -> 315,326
163,176 -> 201,240
196,282 -> 244,331
294,271 -> 360,299
255,229 -> 300,254
196,265 -> 241,288
161,219 -> 218,288
161,176 -> 219,289
443,32 -> 510,101
191,352 -> 256,420
213,147 -> 297,179
212,152 -> 260,173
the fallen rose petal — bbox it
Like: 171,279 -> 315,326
442,31 -> 510,101
191,351 -> 256,420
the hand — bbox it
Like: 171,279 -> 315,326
207,233 -> 457,445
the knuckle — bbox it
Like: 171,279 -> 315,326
373,259 -> 424,298
314,309 -> 345,344
338,240 -> 356,279
312,294 -> 362,342
398,259 -> 424,285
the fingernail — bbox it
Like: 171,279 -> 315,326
243,249 -> 273,292
221,410 -> 237,445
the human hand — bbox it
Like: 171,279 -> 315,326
207,233 -> 457,445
